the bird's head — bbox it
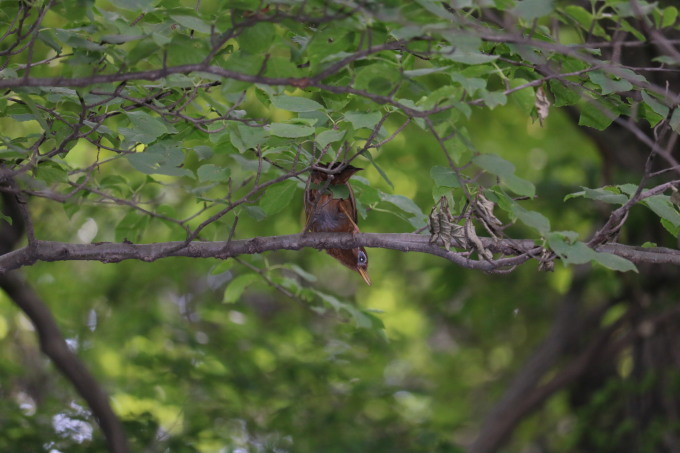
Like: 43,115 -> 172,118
327,246 -> 371,286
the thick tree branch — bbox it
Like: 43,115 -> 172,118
468,269 -> 611,453
0,233 -> 678,275
468,302 -> 680,453
0,185 -> 129,453
0,272 -> 130,453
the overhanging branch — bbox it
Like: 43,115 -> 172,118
0,233 -> 678,274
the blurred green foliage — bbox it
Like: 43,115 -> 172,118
1,0 -> 679,452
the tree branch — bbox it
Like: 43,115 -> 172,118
0,233 -> 679,275
0,272 -> 130,453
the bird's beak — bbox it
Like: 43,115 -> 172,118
357,268 -> 372,286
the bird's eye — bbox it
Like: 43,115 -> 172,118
357,250 -> 367,265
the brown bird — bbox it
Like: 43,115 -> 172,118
303,162 -> 371,286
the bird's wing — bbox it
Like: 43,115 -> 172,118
338,198 -> 361,233
347,182 -> 359,225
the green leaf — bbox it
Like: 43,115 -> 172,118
170,15 -> 212,34
115,212 -> 148,242
512,0 -> 554,20
315,291 -> 377,329
670,109 -> 680,133
590,252 -> 638,272
231,154 -> 271,173
641,91 -> 669,119
443,48 -> 498,65
504,174 -> 536,198
243,205 -> 266,221
583,186 -> 628,204
270,123 -> 315,138
617,183 -> 639,196
362,149 -> 393,189
548,236 -> 592,264
381,194 -> 427,228
549,80 -> 580,106
430,166 -> 460,188
116,0 -> 154,11
220,52 -> 264,93
239,22 -> 275,54
414,0 -> 455,18
121,111 -> 168,144
35,161 -> 68,185
403,66 -> 451,77
564,5 -> 593,29
126,141 -> 191,177
661,6 -> 678,28
353,179 -> 380,206
166,34 -> 209,66
193,145 -> 214,160
473,154 -> 534,196
381,194 -> 424,217
271,95 -> 325,113
355,63 -> 401,96
224,273 -> 260,303
344,111 -> 382,130
548,234 -> 637,272
643,195 -> 680,228
197,164 -> 230,182
661,218 -> 680,237
481,91 -> 507,109
450,74 -> 486,96
306,28 -> 353,71
230,124 -> 268,152
512,205 -> 550,236
474,154 -> 515,177
259,180 -> 298,216
330,185 -> 350,199
38,30 -> 62,53
316,129 -> 346,149
283,263 -> 318,282
211,260 -> 234,275
578,101 -> 617,130
565,187 -> 628,205
18,94 -> 49,132
100,34 -> 145,44
128,40 -> 159,65
588,71 -> 633,95
508,79 -> 535,114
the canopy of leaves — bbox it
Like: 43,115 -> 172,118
1,1 -> 680,452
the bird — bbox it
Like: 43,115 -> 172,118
303,162 -> 371,286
